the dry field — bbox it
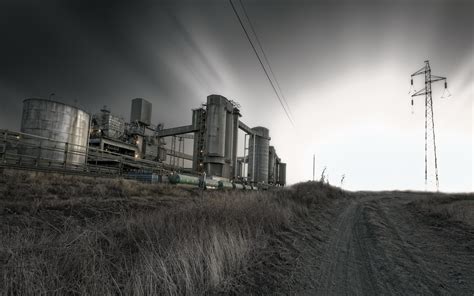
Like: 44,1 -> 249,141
410,193 -> 474,227
0,171 -> 340,295
2,170 -> 472,295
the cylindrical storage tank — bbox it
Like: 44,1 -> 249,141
231,110 -> 240,178
278,163 -> 287,186
248,127 -> 270,184
168,174 -> 200,186
236,159 -> 243,178
205,95 -> 226,157
20,98 -> 90,165
268,146 -> 276,184
224,111 -> 233,162
275,158 -> 281,185
218,180 -> 234,190
206,179 -> 219,189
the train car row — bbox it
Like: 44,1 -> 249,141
168,173 -> 263,190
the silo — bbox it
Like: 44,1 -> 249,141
205,95 -> 227,176
224,110 -> 233,166
21,98 -> 90,165
206,95 -> 226,157
236,158 -> 244,178
278,163 -> 286,186
231,108 -> 240,178
275,157 -> 281,184
248,127 -> 270,184
268,146 -> 276,184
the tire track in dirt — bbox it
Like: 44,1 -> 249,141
316,198 -> 379,296
360,199 -> 447,295
369,197 -> 474,295
299,194 -> 474,295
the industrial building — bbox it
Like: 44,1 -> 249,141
0,94 -> 286,187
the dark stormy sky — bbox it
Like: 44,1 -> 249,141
0,0 -> 472,191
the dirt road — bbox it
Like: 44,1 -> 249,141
292,193 -> 474,295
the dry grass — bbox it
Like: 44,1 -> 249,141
411,194 -> 474,227
0,170 -> 188,201
0,171 -> 340,295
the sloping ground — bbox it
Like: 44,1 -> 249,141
1,171 -> 472,295
0,171 -> 341,295
280,191 -> 474,295
410,194 -> 474,226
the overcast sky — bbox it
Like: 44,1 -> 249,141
0,0 -> 472,191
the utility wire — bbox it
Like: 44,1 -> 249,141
229,0 -> 295,126
237,0 -> 294,121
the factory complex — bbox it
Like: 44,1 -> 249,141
0,95 -> 286,189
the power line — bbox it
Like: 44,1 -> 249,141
237,0 -> 294,121
229,0 -> 294,126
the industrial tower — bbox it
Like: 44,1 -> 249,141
410,60 -> 450,191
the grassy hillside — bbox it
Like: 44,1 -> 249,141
409,193 -> 474,227
0,171 -> 342,295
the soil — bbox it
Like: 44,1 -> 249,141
284,192 -> 474,295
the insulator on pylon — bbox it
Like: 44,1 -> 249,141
411,78 -> 413,85
441,87 -> 451,99
444,81 -> 447,88
411,99 -> 414,106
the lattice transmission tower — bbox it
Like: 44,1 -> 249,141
410,60 -> 450,191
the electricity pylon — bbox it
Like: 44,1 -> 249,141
410,60 -> 450,191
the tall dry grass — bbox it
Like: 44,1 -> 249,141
412,194 -> 474,227
0,172 -> 339,295
0,170 -> 186,201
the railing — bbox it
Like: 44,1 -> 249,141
0,129 -> 168,177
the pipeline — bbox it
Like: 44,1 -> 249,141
168,173 -> 258,190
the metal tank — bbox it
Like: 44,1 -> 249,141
224,109 -> 234,170
275,157 -> 281,184
223,106 -> 240,179
205,95 -> 226,158
231,108 -> 240,178
20,98 -> 90,165
236,158 -> 244,179
248,126 -> 270,184
268,146 -> 276,184
204,95 -> 237,178
168,174 -> 200,186
278,163 -> 287,186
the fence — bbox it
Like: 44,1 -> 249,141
0,129 -> 168,177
